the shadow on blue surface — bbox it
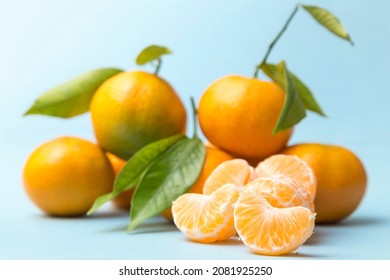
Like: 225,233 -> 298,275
126,218 -> 177,235
305,228 -> 325,245
86,210 -> 129,219
280,252 -> 330,258
339,216 -> 386,227
305,216 -> 386,246
34,209 -> 129,220
190,238 -> 243,247
319,216 -> 386,227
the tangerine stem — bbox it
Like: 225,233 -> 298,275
154,58 -> 162,75
190,96 -> 199,138
254,4 -> 300,78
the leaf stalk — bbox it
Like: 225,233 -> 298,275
254,4 -> 300,78
154,58 -> 162,75
190,97 -> 199,138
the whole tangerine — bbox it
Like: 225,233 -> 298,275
23,137 -> 115,216
90,71 -> 186,160
198,75 -> 292,159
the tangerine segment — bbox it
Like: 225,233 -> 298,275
234,189 -> 315,256
172,184 -> 239,243
246,176 -> 314,212
267,174 -> 315,212
203,159 -> 255,195
255,155 -> 316,200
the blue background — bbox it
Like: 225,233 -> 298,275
1,0 -> 389,259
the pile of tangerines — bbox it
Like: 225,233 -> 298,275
22,4 -> 367,255
169,76 -> 367,255
23,67 -> 367,256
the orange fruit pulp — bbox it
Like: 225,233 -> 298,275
203,159 -> 255,195
234,184 -> 315,256
245,175 -> 315,212
172,184 -> 240,243
255,154 -> 317,201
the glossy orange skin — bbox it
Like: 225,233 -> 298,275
106,153 -> 134,210
90,71 -> 187,160
23,137 -> 114,216
282,143 -> 368,223
161,146 -> 234,220
198,75 -> 293,159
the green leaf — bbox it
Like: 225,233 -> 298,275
87,134 -> 185,215
128,137 -> 206,233
302,5 -> 353,44
261,61 -> 306,133
289,72 -> 326,116
261,62 -> 287,88
24,68 -> 122,118
135,45 -> 172,65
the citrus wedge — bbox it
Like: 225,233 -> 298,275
203,159 -> 255,195
246,175 -> 314,212
172,184 -> 239,243
234,187 -> 315,256
255,154 -> 316,200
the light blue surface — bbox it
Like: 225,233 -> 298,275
0,0 -> 389,259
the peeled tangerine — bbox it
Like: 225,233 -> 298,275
256,154 -> 317,200
172,184 -> 239,243
234,180 -> 316,256
246,175 -> 314,212
172,156 -> 316,255
203,159 -> 255,195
